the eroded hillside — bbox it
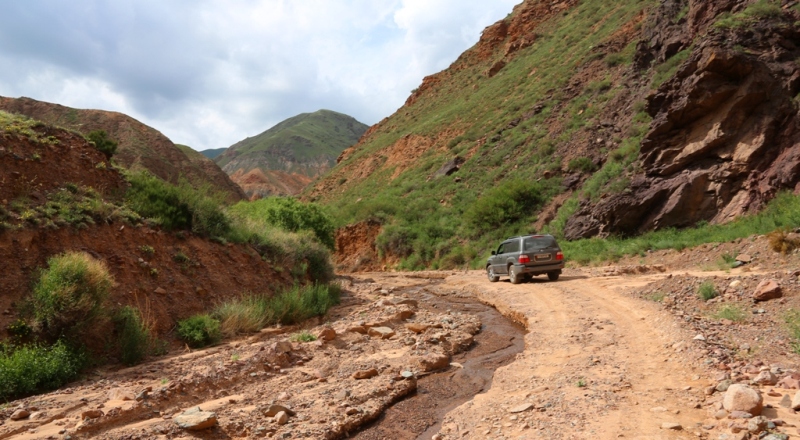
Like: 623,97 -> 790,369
305,0 -> 800,271
0,96 -> 246,202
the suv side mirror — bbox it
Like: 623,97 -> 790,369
491,251 -> 496,255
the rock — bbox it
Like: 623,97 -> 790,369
729,411 -> 754,419
780,394 -> 792,408
693,334 -> 706,341
417,353 -> 450,372
317,327 -> 336,341
763,434 -> 789,440
735,254 -> 752,263
268,341 -> 294,354
723,384 -> 763,415
753,279 -> 782,302
368,327 -> 395,339
347,325 -> 368,334
661,422 -> 682,430
29,411 -> 47,420
393,299 -> 418,307
747,416 -> 769,433
345,407 -> 359,415
401,371 -> 414,379
107,388 -> 136,401
352,368 -> 379,380
264,404 -> 296,417
729,280 -> 742,288
791,390 -> 800,410
778,376 -> 800,389
393,310 -> 415,321
154,287 -> 167,294
274,411 -> 289,425
714,410 -> 728,419
334,390 -> 350,400
81,409 -> 103,420
405,323 -> 430,334
174,407 -> 217,431
509,403 -> 534,413
752,371 -> 778,386
10,409 -> 30,420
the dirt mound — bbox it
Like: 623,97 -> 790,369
0,127 -> 126,204
0,96 -> 245,202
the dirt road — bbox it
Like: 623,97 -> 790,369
3,267 -> 799,439
433,270 -> 708,439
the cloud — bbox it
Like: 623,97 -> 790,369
0,0 -> 519,151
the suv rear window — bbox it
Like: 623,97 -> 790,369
523,236 -> 556,251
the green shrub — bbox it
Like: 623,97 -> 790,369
245,227 -> 334,283
215,294 -> 272,337
114,306 -> 154,366
177,314 -> 221,348
228,197 -> 334,249
30,252 -> 113,339
713,305 -> 746,322
567,157 -> 597,173
86,130 -> 118,158
697,282 -> 718,301
376,224 -> 417,258
464,179 -> 547,233
784,309 -> 800,353
125,171 -> 231,238
0,341 -> 87,401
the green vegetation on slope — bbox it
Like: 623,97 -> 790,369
217,109 -> 368,170
316,0 -> 653,270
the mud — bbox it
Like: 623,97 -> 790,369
351,282 -> 526,440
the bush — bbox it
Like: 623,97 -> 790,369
86,130 -> 118,158
246,228 -> 334,283
229,197 -> 334,249
713,305 -> 747,322
376,224 -> 417,258
114,306 -> 155,366
768,229 -> 800,254
0,341 -> 87,401
30,252 -> 113,339
697,281 -> 718,301
289,331 -> 317,342
125,171 -> 231,238
464,179 -> 547,233
177,314 -> 221,348
567,157 -> 597,173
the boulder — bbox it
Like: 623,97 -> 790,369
263,404 -> 295,417
274,411 -> 289,425
317,327 -> 336,342
352,368 -> 379,380
174,407 -> 217,431
9,409 -> 30,420
406,323 -> 430,334
753,280 -> 782,302
723,384 -> 763,415
752,370 -> 778,386
417,353 -> 450,372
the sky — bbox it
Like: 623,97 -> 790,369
0,1 -> 520,152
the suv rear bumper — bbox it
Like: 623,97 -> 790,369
514,262 -> 564,275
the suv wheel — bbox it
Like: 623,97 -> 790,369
487,266 -> 499,282
547,271 -> 560,281
509,266 -> 522,284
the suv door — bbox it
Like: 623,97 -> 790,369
491,242 -> 507,274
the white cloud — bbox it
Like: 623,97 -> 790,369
0,0 -> 520,151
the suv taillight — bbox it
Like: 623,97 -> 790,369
518,255 -> 530,264
556,251 -> 564,261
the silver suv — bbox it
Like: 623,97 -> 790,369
487,234 -> 564,284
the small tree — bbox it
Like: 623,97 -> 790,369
87,130 -> 118,158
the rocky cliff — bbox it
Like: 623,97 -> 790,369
0,96 -> 246,202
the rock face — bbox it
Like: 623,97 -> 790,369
564,9 -> 800,239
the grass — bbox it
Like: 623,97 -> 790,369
177,314 -> 221,348
784,309 -> 800,354
560,192 -> 800,264
114,305 -> 161,366
712,305 -> 747,322
714,0 -> 782,30
29,252 -> 113,340
698,282 -> 719,302
0,341 -> 87,401
645,292 -> 665,302
0,111 -> 61,145
215,283 -> 342,337
290,331 -> 317,343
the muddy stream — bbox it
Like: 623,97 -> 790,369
349,281 -> 526,440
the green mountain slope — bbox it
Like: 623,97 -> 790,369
306,0 -> 800,271
200,148 -> 227,159
216,109 -> 368,197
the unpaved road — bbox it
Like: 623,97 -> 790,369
432,270 -> 709,439
3,267 -> 799,439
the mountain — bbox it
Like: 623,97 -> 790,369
0,96 -> 245,202
305,0 -> 800,271
216,109 -> 368,198
200,148 -> 227,159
